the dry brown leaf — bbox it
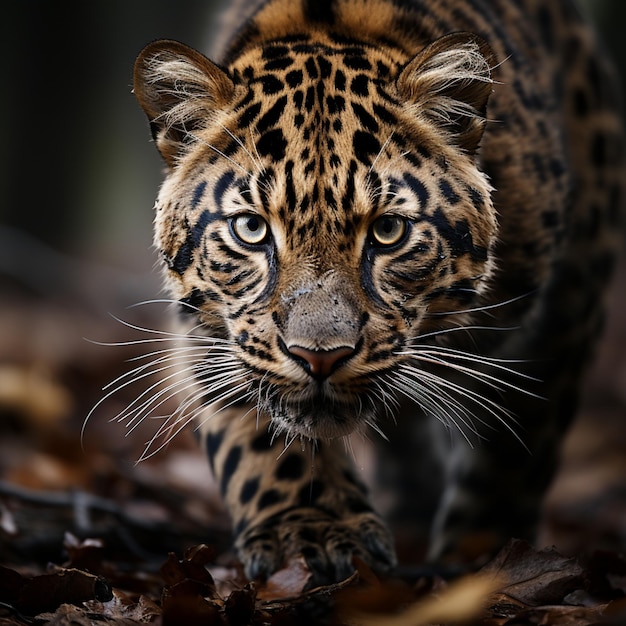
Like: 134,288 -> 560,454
506,603 -> 609,625
159,543 -> 217,589
6,451 -> 86,491
63,533 -> 106,574
208,565 -> 248,599
603,597 -> 626,623
161,578 -> 223,626
480,539 -> 585,607
223,583 -> 256,625
0,565 -> 112,616
347,572 -> 502,626
35,603 -> 104,626
84,590 -> 161,622
256,556 -> 312,601
334,559 -> 418,617
0,365 -> 72,427
159,544 -> 224,625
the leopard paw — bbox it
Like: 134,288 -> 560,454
235,507 -> 396,586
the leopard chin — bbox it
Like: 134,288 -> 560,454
264,394 -> 374,440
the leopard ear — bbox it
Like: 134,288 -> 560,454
133,39 -> 235,166
397,32 -> 496,155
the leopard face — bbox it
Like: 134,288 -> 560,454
134,33 -> 497,441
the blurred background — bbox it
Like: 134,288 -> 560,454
1,0 -> 625,564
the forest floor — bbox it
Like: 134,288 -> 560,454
1,255 -> 625,625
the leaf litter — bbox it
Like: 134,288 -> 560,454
1,534 -> 626,625
2,285 -> 626,625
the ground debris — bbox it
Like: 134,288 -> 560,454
1,539 -> 625,625
1,282 -> 626,625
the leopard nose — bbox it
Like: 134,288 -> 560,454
287,345 -> 356,381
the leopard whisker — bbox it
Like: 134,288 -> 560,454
388,372 -> 480,447
363,416 -> 389,442
102,352 -> 236,409
192,383 -> 257,432
276,431 -> 299,460
116,364 -> 244,433
218,122 -> 266,177
88,335 -> 234,350
370,190 -> 401,201
83,316 -> 235,445
163,367 -> 249,422
137,378 -> 252,461
112,342 -> 241,405
399,367 -> 488,435
369,131 -> 395,173
128,297 -> 226,326
403,347 -> 541,394
99,312 -> 237,344
374,148 -> 411,181
185,130 -> 253,177
255,374 -> 270,429
398,363 -> 526,448
126,345 -> 236,365
383,375 -> 459,440
371,380 -> 400,419
106,349 -> 236,390
342,435 -> 356,463
407,323 -> 520,343
83,360 -> 208,439
425,290 -> 536,317
137,394 -> 245,463
128,297 -> 200,313
249,127 -> 266,175
355,393 -> 364,419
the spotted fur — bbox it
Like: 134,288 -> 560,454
132,0 -> 624,583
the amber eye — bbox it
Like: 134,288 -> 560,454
231,214 -> 269,245
370,216 -> 408,247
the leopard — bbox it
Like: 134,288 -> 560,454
131,0 -> 624,585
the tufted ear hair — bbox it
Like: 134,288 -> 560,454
133,39 -> 235,167
397,32 -> 496,155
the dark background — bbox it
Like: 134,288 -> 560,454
1,0 -> 624,306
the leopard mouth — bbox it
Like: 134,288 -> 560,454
264,392 -> 374,440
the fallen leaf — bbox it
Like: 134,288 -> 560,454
84,589 -> 161,622
35,603 -> 103,626
335,560 -> 417,617
345,572 -> 502,626
161,579 -> 223,626
63,532 -> 106,573
160,544 -> 224,626
603,596 -> 626,623
256,557 -> 312,601
0,365 -> 72,428
480,539 -> 585,606
1,566 -> 112,616
507,603 -> 609,625
585,550 -> 626,598
208,565 -> 247,599
160,543 -> 216,589
223,583 -> 256,625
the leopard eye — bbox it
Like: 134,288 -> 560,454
231,214 -> 269,245
370,216 -> 408,247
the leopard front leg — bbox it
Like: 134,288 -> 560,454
201,407 -> 396,585
426,373 -> 577,563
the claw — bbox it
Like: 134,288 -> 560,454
237,510 -> 397,585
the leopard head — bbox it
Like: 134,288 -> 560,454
133,30 -> 497,440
